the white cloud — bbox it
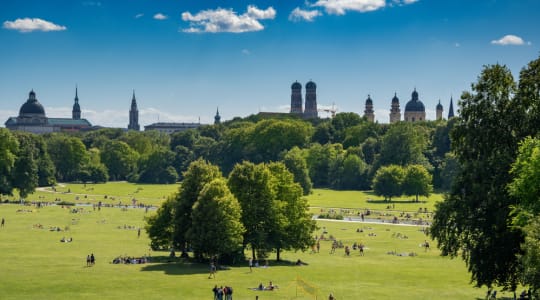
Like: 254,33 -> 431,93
312,0 -> 386,15
289,7 -> 322,22
82,1 -> 101,7
454,42 -> 460,47
401,0 -> 418,4
135,13 -> 144,19
181,5 -> 276,33
491,34 -> 528,46
241,49 -> 251,55
3,18 -> 67,33
153,13 -> 168,20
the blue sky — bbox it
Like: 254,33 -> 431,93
1,0 -> 539,127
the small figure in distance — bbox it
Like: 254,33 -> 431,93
329,292 -> 336,300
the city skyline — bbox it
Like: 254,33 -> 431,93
1,0 -> 539,127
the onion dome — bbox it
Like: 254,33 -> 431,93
366,95 -> 373,105
305,81 -> 316,89
291,81 -> 302,90
391,93 -> 399,104
436,100 -> 443,110
404,89 -> 425,112
19,90 -> 45,116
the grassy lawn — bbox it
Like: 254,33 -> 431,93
0,183 -> 513,299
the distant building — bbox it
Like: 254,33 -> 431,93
214,108 -> 221,124
128,91 -> 140,131
448,97 -> 455,119
304,81 -> 318,119
389,93 -> 401,123
5,89 -> 92,134
364,95 -> 375,122
436,100 -> 443,120
289,81 -> 318,119
144,122 -> 202,134
403,89 -> 426,122
290,81 -> 303,114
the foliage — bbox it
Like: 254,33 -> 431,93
172,159 -> 222,253
431,63 -> 531,290
372,165 -> 405,201
188,178 -> 245,260
227,161 -> 277,259
282,146 -> 312,195
402,165 -> 432,202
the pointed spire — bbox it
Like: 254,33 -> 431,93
75,85 -> 79,102
448,96 -> 455,119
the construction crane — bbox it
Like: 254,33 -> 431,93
318,103 -> 337,118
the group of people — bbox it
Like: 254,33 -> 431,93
257,281 -> 277,291
60,237 -> 73,243
111,255 -> 148,264
212,285 -> 233,300
86,253 -> 95,266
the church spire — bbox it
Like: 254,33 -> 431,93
128,90 -> 140,131
214,107 -> 221,124
448,96 -> 455,119
72,85 -> 81,120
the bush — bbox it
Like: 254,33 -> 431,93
318,213 -> 344,220
56,201 -> 75,206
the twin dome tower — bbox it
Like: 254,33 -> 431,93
289,81 -> 454,122
290,81 -> 318,118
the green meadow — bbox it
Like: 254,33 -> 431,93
0,183 -> 511,299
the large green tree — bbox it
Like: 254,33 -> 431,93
100,140 -> 138,181
430,64 -> 527,291
146,196 -> 177,250
228,161 -> 277,260
173,159 -> 222,255
282,147 -> 312,195
188,178 -> 245,261
47,134 -> 89,181
372,165 -> 405,201
402,164 -> 432,202
267,162 -> 316,261
376,122 -> 428,168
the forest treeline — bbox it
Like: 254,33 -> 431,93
0,110 -> 456,198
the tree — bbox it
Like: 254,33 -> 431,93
188,178 -> 245,261
431,64 -> 526,291
376,122 -> 428,168
173,159 -> 222,255
267,162 -> 316,261
372,165 -> 404,201
332,153 -> 368,190
228,161 -> 277,260
402,165 -> 432,202
100,140 -> 138,181
249,119 -> 312,162
12,137 -> 38,199
47,134 -> 89,181
0,128 -> 19,195
146,196 -> 177,250
306,143 -> 342,187
519,218 -> 540,298
282,147 -> 312,195
137,147 -> 178,184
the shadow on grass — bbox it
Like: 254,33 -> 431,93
140,257 -> 308,276
140,256 -> 208,276
366,199 -> 426,204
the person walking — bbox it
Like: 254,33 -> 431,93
249,257 -> 253,272
1,217 -> 4,227
90,253 -> 95,265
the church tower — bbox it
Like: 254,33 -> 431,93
436,99 -> 443,120
72,86 -> 81,120
389,93 -> 401,123
364,95 -> 375,122
214,107 -> 221,124
290,81 -> 303,114
448,97 -> 455,119
304,80 -> 318,119
128,90 -> 140,131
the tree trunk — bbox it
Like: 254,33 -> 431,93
276,248 -> 281,262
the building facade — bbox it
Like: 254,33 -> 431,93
364,95 -> 375,122
403,89 -> 426,122
389,93 -> 401,123
5,89 -> 92,134
128,91 -> 140,131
